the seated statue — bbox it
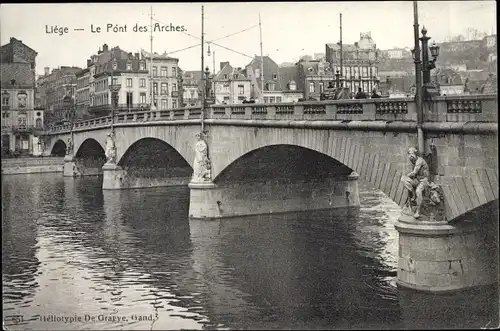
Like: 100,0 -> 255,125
401,147 -> 444,220
401,147 -> 429,218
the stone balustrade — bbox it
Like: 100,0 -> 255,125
46,94 -> 497,134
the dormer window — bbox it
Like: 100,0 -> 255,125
289,80 -> 296,91
233,74 -> 238,79
139,62 -> 145,70
126,62 -> 132,70
265,82 -> 275,91
308,67 -> 314,72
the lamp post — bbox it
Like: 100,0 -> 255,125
109,57 -> 121,131
204,66 -> 213,107
411,0 -> 424,155
178,71 -> 184,108
335,70 -> 341,88
411,27 -> 441,97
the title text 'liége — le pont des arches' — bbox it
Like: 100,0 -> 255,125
45,23 -> 186,36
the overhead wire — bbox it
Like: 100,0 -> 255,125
151,17 -> 257,58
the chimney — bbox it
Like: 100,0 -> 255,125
98,47 -> 102,55
135,52 -> 139,59
44,67 -> 50,75
103,44 -> 109,52
128,52 -> 133,58
220,61 -> 229,70
87,59 -> 91,67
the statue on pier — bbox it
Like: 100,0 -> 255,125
105,130 -> 117,164
401,147 -> 445,221
66,137 -> 73,156
191,133 -> 212,182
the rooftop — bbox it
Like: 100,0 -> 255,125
0,62 -> 35,88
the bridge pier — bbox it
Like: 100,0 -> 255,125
188,172 -> 360,219
102,163 -> 191,190
63,156 -> 82,177
395,216 -> 498,293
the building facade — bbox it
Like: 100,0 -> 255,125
36,66 -> 81,126
75,67 -> 91,119
296,58 -> 336,100
325,32 -> 380,94
213,62 -> 251,104
86,45 -> 149,117
181,70 -> 202,107
142,50 -> 181,110
1,63 -> 44,155
245,55 -> 301,103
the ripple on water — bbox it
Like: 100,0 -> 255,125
2,175 -> 497,330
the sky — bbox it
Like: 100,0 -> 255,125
0,1 -> 496,75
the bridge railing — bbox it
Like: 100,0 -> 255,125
210,98 -> 417,122
46,94 -> 497,134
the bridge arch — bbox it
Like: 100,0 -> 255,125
117,137 -> 192,179
214,144 -> 353,184
74,138 -> 107,174
209,127 -> 412,209
50,139 -> 67,156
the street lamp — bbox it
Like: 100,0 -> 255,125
109,57 -> 121,130
204,66 -> 212,107
335,70 -> 341,88
411,27 -> 440,93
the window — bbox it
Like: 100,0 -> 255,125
289,81 -> 296,91
152,66 -> 158,77
2,112 -> 9,118
126,62 -> 132,70
264,97 -> 269,103
139,62 -> 145,70
272,73 -> 277,79
112,78 -> 118,86
126,78 -> 132,87
362,67 -> 368,77
153,82 -> 158,95
161,99 -> 168,109
223,74 -> 228,80
172,99 -> 177,108
161,67 -> 167,77
172,67 -> 177,77
276,96 -> 282,103
223,96 -> 230,102
269,96 -> 276,103
309,82 -> 315,93
140,93 -> 147,104
233,74 -> 238,79
172,83 -> 177,91
140,78 -> 146,87
190,90 -> 195,99
1,95 -> 9,106
161,83 -> 168,95
238,85 -> 244,94
319,82 -> 324,93
266,82 -> 275,91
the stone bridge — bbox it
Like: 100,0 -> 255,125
43,95 -> 498,222
41,95 -> 499,293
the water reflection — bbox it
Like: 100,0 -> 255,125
2,174 -> 498,330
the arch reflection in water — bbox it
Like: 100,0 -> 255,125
188,204 -> 403,330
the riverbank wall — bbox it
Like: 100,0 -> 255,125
1,157 -> 65,175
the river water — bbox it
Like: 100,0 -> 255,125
2,174 -> 498,330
